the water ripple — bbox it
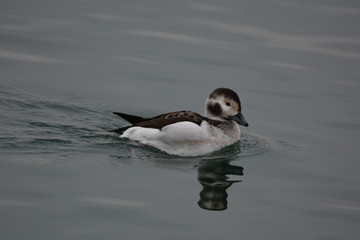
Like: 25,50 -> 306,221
1,85 -> 273,166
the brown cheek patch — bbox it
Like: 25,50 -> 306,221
207,102 -> 222,116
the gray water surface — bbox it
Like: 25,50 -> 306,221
1,0 -> 360,239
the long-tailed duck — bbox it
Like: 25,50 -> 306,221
112,88 -> 248,156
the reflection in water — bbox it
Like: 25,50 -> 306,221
197,160 -> 244,211
109,133 -> 269,211
111,153 -> 245,211
0,49 -> 69,63
189,19 -> 360,60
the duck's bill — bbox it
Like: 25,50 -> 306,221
231,113 -> 249,127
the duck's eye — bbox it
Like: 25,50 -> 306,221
225,102 -> 231,106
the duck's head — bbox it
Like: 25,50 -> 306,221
205,88 -> 249,127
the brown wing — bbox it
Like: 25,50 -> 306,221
111,110 -> 224,133
133,111 -> 205,130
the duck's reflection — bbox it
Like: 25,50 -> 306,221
197,160 -> 244,211
109,153 -> 244,211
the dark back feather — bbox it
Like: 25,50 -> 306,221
135,111 -> 203,130
112,110 -> 225,132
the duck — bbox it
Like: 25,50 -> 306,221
111,88 -> 248,156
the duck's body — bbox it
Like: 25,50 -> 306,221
112,88 -> 248,156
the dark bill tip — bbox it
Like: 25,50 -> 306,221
231,113 -> 249,127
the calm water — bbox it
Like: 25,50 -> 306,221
1,0 -> 360,239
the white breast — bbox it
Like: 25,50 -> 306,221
120,121 -> 241,156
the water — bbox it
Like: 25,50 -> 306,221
1,0 -> 360,239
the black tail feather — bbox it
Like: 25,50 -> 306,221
111,112 -> 150,133
113,112 -> 148,124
